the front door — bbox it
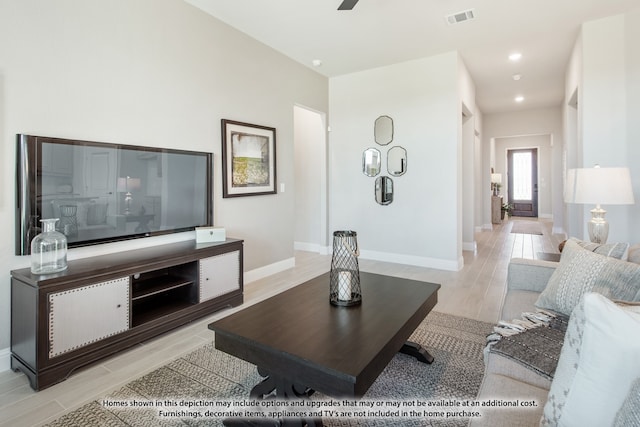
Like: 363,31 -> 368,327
507,148 -> 538,217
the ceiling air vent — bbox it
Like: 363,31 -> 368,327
446,9 -> 475,25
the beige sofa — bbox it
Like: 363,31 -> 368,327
471,258 -> 558,426
472,241 -> 640,427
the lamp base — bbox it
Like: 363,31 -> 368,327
588,206 -> 609,244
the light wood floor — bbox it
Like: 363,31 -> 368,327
0,218 -> 562,427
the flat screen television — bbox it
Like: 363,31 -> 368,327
16,134 -> 213,255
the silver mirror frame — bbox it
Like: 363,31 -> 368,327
362,148 -> 381,177
374,176 -> 394,205
374,115 -> 394,146
387,146 -> 407,176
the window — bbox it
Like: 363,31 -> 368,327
512,151 -> 532,200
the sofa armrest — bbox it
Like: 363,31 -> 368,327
507,258 -> 558,293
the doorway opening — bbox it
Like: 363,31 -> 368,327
293,105 -> 328,254
508,148 -> 538,217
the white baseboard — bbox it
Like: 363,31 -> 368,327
294,241 -> 330,255
482,223 -> 494,231
463,241 -> 477,254
246,246 -> 464,286
552,227 -> 567,238
0,347 -> 10,373
359,249 -> 463,272
244,257 -> 296,284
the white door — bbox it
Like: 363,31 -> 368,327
81,145 -> 117,199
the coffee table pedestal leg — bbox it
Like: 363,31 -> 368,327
400,341 -> 434,364
223,367 -> 322,427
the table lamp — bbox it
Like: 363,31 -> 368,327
564,165 -> 634,243
117,176 -> 141,215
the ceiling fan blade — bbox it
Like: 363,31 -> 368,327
338,0 -> 359,10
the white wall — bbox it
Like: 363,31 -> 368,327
581,15 -> 629,243
459,57 -> 479,251
563,10 -> 640,243
582,16 -> 627,168
294,105 -> 327,252
329,53 -> 464,270
0,0 -> 327,368
563,31 -> 584,239
482,108 -> 563,230
627,8 -> 640,243
474,127 -> 484,233
461,112 -> 476,251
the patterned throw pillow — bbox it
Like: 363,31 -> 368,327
540,293 -> 640,426
535,239 -> 640,316
628,244 -> 640,265
573,237 -> 629,260
614,377 -> 640,427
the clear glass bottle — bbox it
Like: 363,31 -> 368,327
31,218 -> 68,274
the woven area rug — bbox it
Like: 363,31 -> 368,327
45,311 -> 492,427
510,221 -> 543,235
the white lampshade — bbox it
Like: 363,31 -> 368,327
116,177 -> 127,192
491,173 -> 502,184
565,167 -> 634,205
117,176 -> 141,192
128,178 -> 141,190
565,166 -> 634,244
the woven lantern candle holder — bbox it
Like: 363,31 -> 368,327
329,230 -> 362,306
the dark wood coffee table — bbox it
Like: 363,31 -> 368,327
208,271 -> 440,425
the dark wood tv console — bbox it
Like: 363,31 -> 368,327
10,238 -> 243,391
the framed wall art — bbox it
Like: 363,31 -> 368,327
221,119 -> 277,198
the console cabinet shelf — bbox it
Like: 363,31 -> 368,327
11,238 -> 243,390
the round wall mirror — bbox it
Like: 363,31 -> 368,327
374,116 -> 393,146
362,148 -> 381,177
375,176 -> 394,205
387,146 -> 407,176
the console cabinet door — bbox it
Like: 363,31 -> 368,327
199,251 -> 240,302
48,277 -> 130,358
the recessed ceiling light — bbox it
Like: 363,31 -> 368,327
312,59 -> 323,67
509,52 -> 522,62
515,96 -> 525,103
512,73 -> 522,81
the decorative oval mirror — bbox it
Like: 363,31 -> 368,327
387,146 -> 407,176
374,115 -> 393,146
362,148 -> 381,177
375,176 -> 394,205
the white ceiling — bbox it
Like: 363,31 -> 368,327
185,0 -> 638,114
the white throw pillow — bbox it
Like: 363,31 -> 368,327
540,293 -> 640,426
